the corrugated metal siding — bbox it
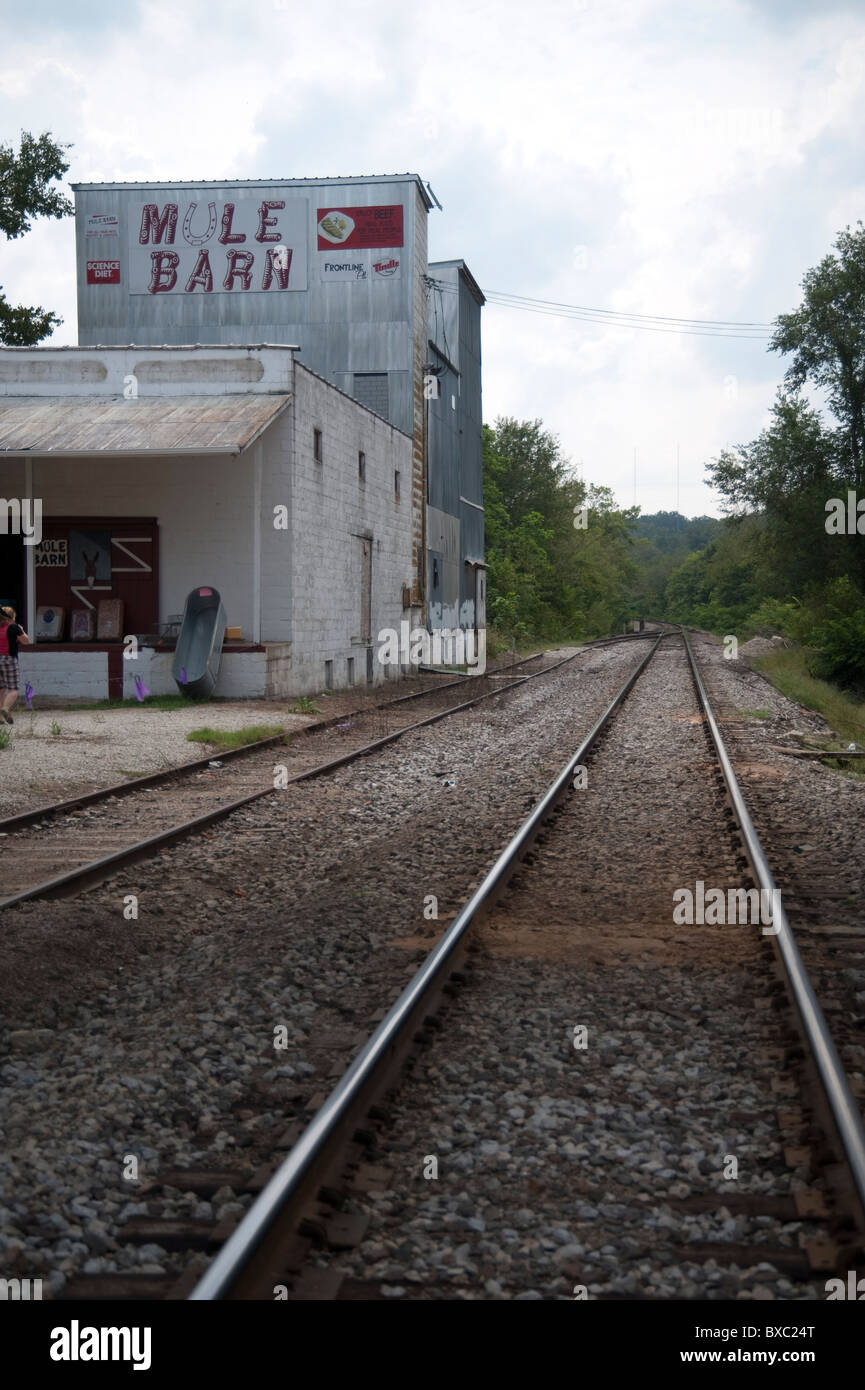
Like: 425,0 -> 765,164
426,261 -> 485,628
74,177 -> 424,437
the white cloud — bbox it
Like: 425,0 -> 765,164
1,0 -> 863,515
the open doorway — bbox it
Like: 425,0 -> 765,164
0,533 -> 24,624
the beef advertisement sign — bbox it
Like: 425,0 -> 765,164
317,205 -> 403,251
128,193 -> 309,295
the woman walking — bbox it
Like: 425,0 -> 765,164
0,605 -> 31,724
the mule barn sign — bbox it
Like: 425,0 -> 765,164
128,195 -> 309,295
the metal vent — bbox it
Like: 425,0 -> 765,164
352,372 -> 389,419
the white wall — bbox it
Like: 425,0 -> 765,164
287,361 -> 413,692
0,451 -> 261,640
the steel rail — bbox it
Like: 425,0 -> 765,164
682,628 -> 865,1233
0,651 -> 583,910
0,654 -> 548,836
189,632 -> 665,1299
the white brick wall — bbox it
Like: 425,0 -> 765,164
122,647 -> 266,700
285,360 -> 413,694
1,346 -> 415,701
19,651 -> 107,701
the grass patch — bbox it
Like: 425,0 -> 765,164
752,645 -> 865,744
73,694 -> 208,711
739,707 -> 772,720
289,697 -> 320,715
186,723 -> 284,750
0,724 -> 10,750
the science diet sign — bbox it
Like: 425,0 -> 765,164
128,192 -> 308,295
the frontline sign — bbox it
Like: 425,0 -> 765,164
128,193 -> 308,295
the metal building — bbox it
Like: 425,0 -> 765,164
72,174 -> 485,631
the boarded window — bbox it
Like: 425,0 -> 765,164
353,372 -> 389,419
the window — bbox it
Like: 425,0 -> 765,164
394,469 -> 401,498
358,450 -> 366,482
313,428 -> 323,463
347,657 -> 355,685
324,659 -> 333,689
353,372 -> 389,419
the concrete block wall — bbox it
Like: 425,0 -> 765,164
287,360 -> 413,695
18,650 -> 108,701
122,646 -> 267,700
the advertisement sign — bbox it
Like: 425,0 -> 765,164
86,260 -> 121,284
35,539 -> 68,568
371,256 -> 401,279
320,254 -> 401,282
320,257 -> 368,282
86,213 -> 119,237
128,193 -> 308,295
317,205 -> 403,251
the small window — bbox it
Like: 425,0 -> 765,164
347,657 -> 355,685
314,428 -> 323,463
358,450 -> 366,482
324,659 -> 333,689
394,469 -> 401,498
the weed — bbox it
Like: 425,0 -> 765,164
186,724 -> 284,750
290,697 -> 320,715
753,646 -> 865,743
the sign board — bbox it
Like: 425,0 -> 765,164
320,254 -> 402,282
128,194 -> 309,295
35,538 -> 68,568
317,205 -> 403,251
86,260 -> 121,284
86,213 -> 119,237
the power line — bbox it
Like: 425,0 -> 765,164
427,278 -> 773,340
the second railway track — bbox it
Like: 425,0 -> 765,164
0,647 -> 584,909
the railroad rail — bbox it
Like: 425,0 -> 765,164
0,645 -> 595,910
175,627 -> 865,1300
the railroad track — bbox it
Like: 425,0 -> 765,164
53,627 -> 864,1300
0,647 -> 589,910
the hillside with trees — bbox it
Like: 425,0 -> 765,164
658,222 -> 865,692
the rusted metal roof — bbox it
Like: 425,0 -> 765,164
0,393 -> 291,456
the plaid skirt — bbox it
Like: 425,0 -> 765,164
0,654 -> 19,690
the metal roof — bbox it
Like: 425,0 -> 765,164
0,394 -> 291,457
72,174 -> 435,209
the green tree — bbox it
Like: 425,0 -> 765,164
483,419 -> 636,640
770,221 -> 865,488
0,130 -> 73,345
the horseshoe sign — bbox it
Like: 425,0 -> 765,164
182,201 -> 218,247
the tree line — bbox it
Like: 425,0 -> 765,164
485,223 -> 865,692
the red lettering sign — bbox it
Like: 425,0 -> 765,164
317,205 -> 403,250
86,260 -> 121,285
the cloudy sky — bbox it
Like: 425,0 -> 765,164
1,0 -> 863,516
